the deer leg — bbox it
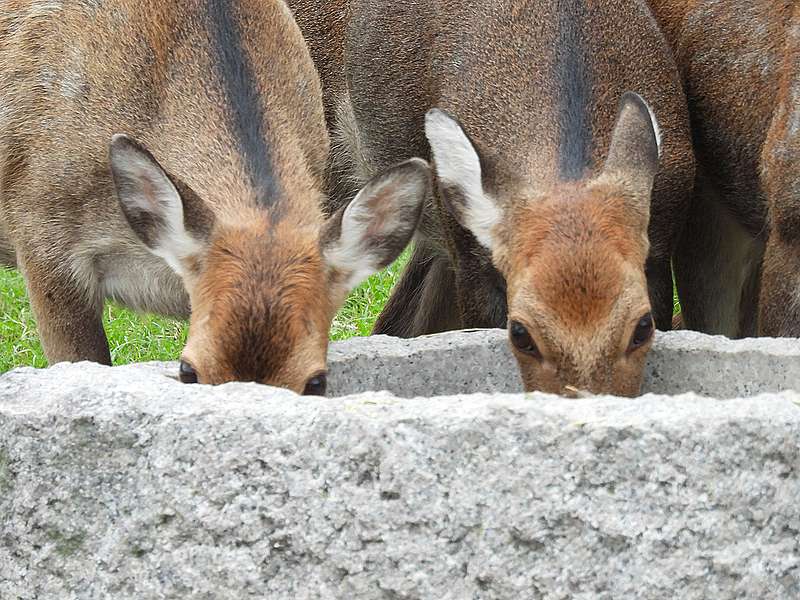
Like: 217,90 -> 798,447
20,255 -> 111,365
758,233 -> 800,337
674,182 -> 763,337
452,263 -> 508,330
412,252 -> 461,335
738,258 -> 762,338
644,254 -> 674,331
0,227 -> 16,268
373,241 -> 460,337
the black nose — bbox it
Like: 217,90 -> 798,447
179,361 -> 198,384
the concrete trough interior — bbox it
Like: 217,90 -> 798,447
132,329 -> 800,399
1,329 -> 799,599
326,329 -> 800,398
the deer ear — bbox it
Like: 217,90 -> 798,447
425,108 -> 502,252
110,134 -> 213,277
601,92 -> 661,215
322,157 -> 430,297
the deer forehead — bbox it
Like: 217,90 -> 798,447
203,300 -> 326,384
510,297 -> 636,378
503,186 -> 650,263
200,224 -> 326,298
508,248 -> 647,336
183,310 -> 327,388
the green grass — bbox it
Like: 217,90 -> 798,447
0,251 -> 409,373
330,255 -> 409,340
0,268 -> 187,372
1,270 -> 48,371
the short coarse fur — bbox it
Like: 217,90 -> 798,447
292,0 -> 695,395
0,0 -> 329,386
648,0 -> 800,338
0,0 -> 429,390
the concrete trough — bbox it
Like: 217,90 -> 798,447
326,329 -> 800,399
1,329 -> 799,599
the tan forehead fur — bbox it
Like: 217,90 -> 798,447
503,182 -> 648,321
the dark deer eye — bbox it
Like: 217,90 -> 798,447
303,373 -> 327,396
179,360 -> 198,384
629,312 -> 655,351
509,321 -> 541,358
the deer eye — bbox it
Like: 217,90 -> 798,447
509,321 -> 541,358
303,372 -> 327,396
628,312 -> 655,352
179,360 -> 198,384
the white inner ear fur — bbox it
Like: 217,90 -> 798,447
643,99 -> 663,158
323,197 -> 386,292
111,138 -> 203,278
324,161 -> 426,292
425,109 -> 501,251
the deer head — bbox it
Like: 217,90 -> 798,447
426,92 -> 661,396
110,135 -> 430,393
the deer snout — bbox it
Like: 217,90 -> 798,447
513,345 -> 645,399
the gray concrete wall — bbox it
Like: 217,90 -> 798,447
1,330 -> 799,599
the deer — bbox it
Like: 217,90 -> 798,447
0,0 -> 430,394
647,0 -> 800,338
290,0 -> 696,396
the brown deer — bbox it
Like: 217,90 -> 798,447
296,0 -> 695,396
648,0 -> 800,338
0,0 -> 430,393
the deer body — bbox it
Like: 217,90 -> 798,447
319,0 -> 694,395
648,0 -> 800,337
0,0 -> 429,391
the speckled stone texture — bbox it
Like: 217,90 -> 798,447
130,330 -> 800,398
326,329 -> 800,398
1,352 -> 800,599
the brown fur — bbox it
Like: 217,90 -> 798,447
295,0 -> 694,395
648,0 -> 800,337
185,218 -> 332,387
0,0 -> 426,390
499,178 -> 655,394
285,0 -> 357,213
508,188 -> 647,329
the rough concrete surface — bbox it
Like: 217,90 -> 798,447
132,330 -> 800,398
1,329 -> 800,599
326,329 -> 800,398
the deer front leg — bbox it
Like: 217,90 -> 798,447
674,180 -> 764,338
758,70 -> 800,337
453,261 -> 508,330
644,253 -> 674,332
20,255 -> 111,365
373,240 -> 461,337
